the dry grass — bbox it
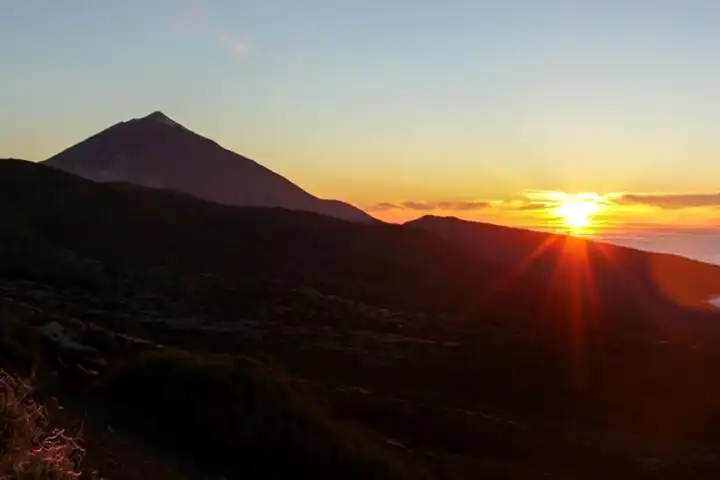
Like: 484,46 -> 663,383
0,369 -> 84,479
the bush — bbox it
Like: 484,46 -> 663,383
100,350 -> 429,479
0,369 -> 84,479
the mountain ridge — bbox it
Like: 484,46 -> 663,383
43,111 -> 375,223
410,213 -> 720,268
4,158 -> 720,329
5,158 -> 720,477
407,214 -> 720,312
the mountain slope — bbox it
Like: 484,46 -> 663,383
7,160 -> 720,477
0,159 -> 494,314
406,214 -> 720,313
43,112 -> 374,222
2,159 -> 720,340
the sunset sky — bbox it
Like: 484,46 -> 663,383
3,1 -> 720,260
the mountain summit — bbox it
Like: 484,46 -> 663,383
141,110 -> 182,127
43,112 -> 374,222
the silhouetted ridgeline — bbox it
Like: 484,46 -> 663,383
3,158 -> 720,477
43,112 -> 374,222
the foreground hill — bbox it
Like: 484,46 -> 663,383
4,159 -> 720,477
43,111 -> 374,222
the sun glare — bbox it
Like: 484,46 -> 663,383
554,198 -> 600,231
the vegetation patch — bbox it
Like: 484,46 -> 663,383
100,350 -> 428,479
0,369 -> 84,479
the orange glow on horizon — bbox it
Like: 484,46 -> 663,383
554,199 -> 599,230
367,189 -> 718,239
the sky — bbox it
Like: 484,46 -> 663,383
2,0 -> 720,262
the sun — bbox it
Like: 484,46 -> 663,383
554,199 -> 599,230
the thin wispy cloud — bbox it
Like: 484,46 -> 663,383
174,1 -> 205,33
174,2 -> 251,59
371,190 -> 720,215
368,200 -> 490,212
402,201 -> 438,211
215,31 -> 251,58
616,193 -> 720,209
369,202 -> 403,212
435,201 -> 490,211
514,202 -> 548,211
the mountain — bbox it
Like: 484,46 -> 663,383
0,159 -> 488,310
4,158 -> 720,343
4,159 -> 720,331
407,215 -> 720,314
43,111 -> 375,222
6,160 -> 720,477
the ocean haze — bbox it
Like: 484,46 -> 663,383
604,233 -> 720,266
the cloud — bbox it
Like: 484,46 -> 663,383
514,202 -> 549,211
402,201 -> 438,211
616,193 -> 720,209
174,1 -> 205,33
173,2 -> 250,59
368,190 -> 720,221
368,200 -> 490,212
368,202 -> 402,212
404,201 -> 490,211
215,32 -> 251,58
435,201 -> 491,211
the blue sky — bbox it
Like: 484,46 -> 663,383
3,0 -> 720,209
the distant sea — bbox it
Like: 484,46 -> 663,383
606,233 -> 720,307
601,233 -> 720,308
600,233 -> 720,266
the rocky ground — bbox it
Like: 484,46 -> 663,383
4,271 -> 720,479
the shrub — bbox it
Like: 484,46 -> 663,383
0,369 -> 84,479
100,350 -> 429,479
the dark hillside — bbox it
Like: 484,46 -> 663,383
3,159 -> 720,477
